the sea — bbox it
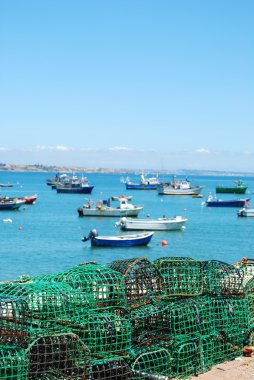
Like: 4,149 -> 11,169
0,172 -> 253,282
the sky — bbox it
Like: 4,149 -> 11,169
0,0 -> 254,172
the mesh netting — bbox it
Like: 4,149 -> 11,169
0,255 -> 253,380
26,332 -> 89,379
203,260 -> 245,296
129,302 -> 170,342
211,297 -> 249,332
108,257 -> 165,307
169,334 -> 204,378
213,330 -> 244,364
0,345 -> 29,380
153,257 -> 204,297
52,262 -> 127,310
130,343 -> 171,379
166,297 -> 214,337
233,258 -> 254,286
0,281 -> 90,330
245,277 -> 254,325
69,310 -> 132,355
90,357 -> 133,380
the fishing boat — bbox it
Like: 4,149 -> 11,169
82,229 -> 154,247
55,174 -> 94,194
158,176 -> 204,196
216,179 -> 248,194
77,197 -> 143,217
56,182 -> 94,194
124,174 -> 160,190
46,173 -> 68,186
0,198 -> 26,210
116,215 -> 187,231
238,208 -> 254,217
0,183 -> 14,187
0,194 -> 38,205
23,194 -> 38,204
206,194 -> 250,208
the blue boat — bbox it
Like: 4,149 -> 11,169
124,174 -> 160,190
55,174 -> 94,194
206,194 -> 250,207
0,198 -> 26,210
82,229 -> 154,247
56,183 -> 94,194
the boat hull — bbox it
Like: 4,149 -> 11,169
119,217 -> 187,231
216,187 -> 247,194
90,232 -> 154,247
238,208 -> 254,217
206,199 -> 249,207
126,183 -> 158,190
158,186 -> 204,195
0,200 -> 25,210
24,195 -> 38,204
0,183 -> 14,187
78,206 -> 143,217
56,186 -> 94,194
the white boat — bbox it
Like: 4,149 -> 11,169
117,216 -> 187,231
238,208 -> 254,217
158,176 -> 204,196
77,197 -> 143,217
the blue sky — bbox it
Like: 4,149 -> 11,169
1,0 -> 253,171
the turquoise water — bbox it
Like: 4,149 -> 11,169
0,172 -> 253,281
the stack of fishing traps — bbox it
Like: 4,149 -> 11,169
0,257 -> 253,379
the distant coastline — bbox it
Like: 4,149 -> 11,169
0,163 -> 254,177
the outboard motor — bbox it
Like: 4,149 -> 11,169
82,229 -> 98,242
89,229 -> 98,239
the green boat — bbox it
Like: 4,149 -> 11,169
216,179 -> 248,194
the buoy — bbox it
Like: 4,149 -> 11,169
243,346 -> 254,356
18,226 -> 23,230
161,240 -> 167,246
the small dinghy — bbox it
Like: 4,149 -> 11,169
82,229 -> 154,247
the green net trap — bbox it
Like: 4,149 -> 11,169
169,334 -> 213,379
233,258 -> 254,286
166,297 -> 214,337
89,357 -> 132,380
211,297 -> 249,332
69,310 -> 132,356
0,295 -> 34,339
108,257 -> 165,307
129,343 -> 171,380
0,255 -> 253,380
203,260 -> 245,296
24,332 -> 89,379
153,257 -> 204,297
0,281 -> 90,330
53,262 -> 127,310
129,302 -> 171,343
213,329 -> 244,364
129,297 -> 214,342
0,345 -> 29,380
244,277 -> 254,325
